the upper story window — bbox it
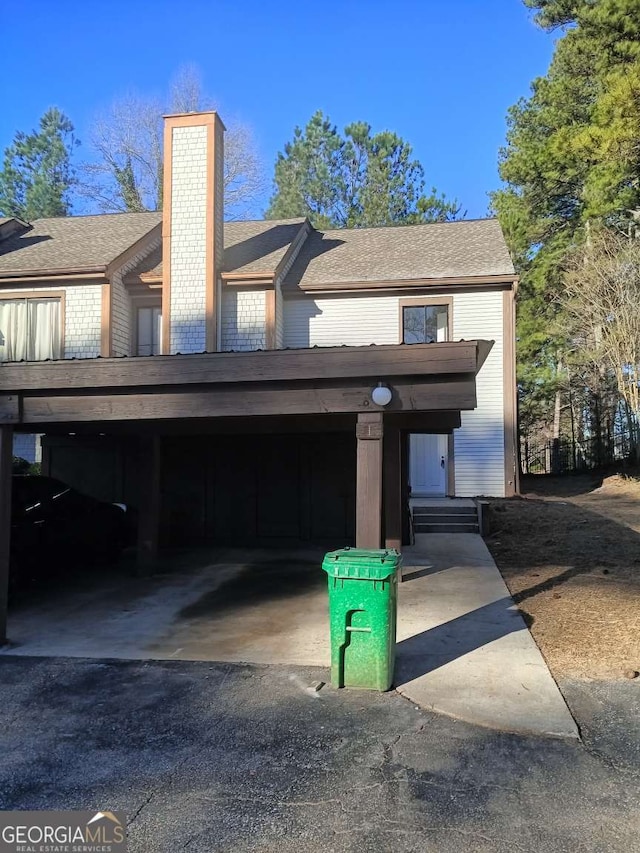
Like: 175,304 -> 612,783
402,303 -> 449,344
136,305 -> 162,356
0,296 -> 62,362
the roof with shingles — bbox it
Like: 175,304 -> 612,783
0,212 -> 162,275
283,218 -> 515,289
0,212 -> 514,286
129,217 -> 307,279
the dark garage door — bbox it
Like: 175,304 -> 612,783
161,432 -> 356,547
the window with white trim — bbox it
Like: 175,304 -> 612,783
0,297 -> 62,362
136,305 -> 162,356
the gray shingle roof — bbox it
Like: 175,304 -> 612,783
223,218 -> 307,274
0,212 -> 514,287
283,218 -> 515,289
0,212 -> 162,276
128,217 -> 307,279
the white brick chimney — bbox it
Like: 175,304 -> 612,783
162,112 -> 225,354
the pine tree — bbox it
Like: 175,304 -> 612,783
267,111 -> 461,228
0,108 -> 78,220
492,0 -> 640,449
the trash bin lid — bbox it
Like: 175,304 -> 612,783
322,547 -> 402,580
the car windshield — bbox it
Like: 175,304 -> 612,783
12,477 -> 71,512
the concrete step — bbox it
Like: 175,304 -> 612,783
413,522 -> 479,534
412,513 -> 477,525
412,505 -> 476,516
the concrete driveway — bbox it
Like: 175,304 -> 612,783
2,536 -> 576,737
0,656 -> 638,853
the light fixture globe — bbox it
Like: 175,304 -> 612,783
371,383 -> 393,407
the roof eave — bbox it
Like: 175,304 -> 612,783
0,267 -> 108,284
285,273 -> 518,294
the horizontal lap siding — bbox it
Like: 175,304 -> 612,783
284,294 -> 400,348
283,289 -> 506,498
453,291 -> 505,497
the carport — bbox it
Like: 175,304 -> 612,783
0,339 -> 492,644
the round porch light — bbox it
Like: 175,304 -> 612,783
371,383 -> 393,407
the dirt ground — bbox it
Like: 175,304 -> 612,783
486,472 -> 640,681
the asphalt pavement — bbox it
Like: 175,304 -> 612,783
0,656 -> 638,852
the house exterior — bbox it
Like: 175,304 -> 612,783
0,111 -> 516,635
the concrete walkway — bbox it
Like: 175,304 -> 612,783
2,538 -> 578,737
396,534 -> 578,738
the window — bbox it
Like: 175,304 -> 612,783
402,303 -> 449,344
0,297 -> 62,362
136,305 -> 162,356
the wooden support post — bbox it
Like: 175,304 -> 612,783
0,426 -> 13,644
137,435 -> 161,574
356,412 -> 383,549
400,431 -> 411,546
383,421 -> 402,551
40,439 -> 51,477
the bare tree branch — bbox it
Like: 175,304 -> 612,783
562,228 -> 640,434
78,65 -> 265,217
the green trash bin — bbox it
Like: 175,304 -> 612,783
322,547 -> 402,691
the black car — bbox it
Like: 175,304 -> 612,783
10,476 -> 128,590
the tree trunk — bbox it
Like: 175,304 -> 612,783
551,384 -> 562,475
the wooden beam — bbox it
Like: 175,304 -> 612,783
19,379 -> 477,425
503,288 -> 518,496
0,395 -> 20,424
385,411 -> 461,432
400,431 -> 411,546
356,413 -> 383,549
137,435 -> 162,573
0,425 -> 12,643
27,414 -> 358,438
101,283 -> 112,358
0,341 -> 488,393
383,421 -> 402,550
34,412 -> 460,437
265,289 -> 276,350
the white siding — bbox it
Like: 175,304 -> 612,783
283,289 -> 506,497
283,294 -> 399,348
65,285 -> 102,358
275,278 -> 284,349
110,234 -> 161,357
221,287 -> 267,351
274,226 -> 309,349
453,291 -> 505,497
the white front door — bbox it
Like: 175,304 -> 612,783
410,434 -> 448,496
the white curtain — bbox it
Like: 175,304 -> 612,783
0,300 -> 28,361
30,299 -> 61,361
0,298 -> 61,362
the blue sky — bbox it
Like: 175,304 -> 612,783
3,0 -> 556,219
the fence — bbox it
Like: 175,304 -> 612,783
521,431 -> 637,475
